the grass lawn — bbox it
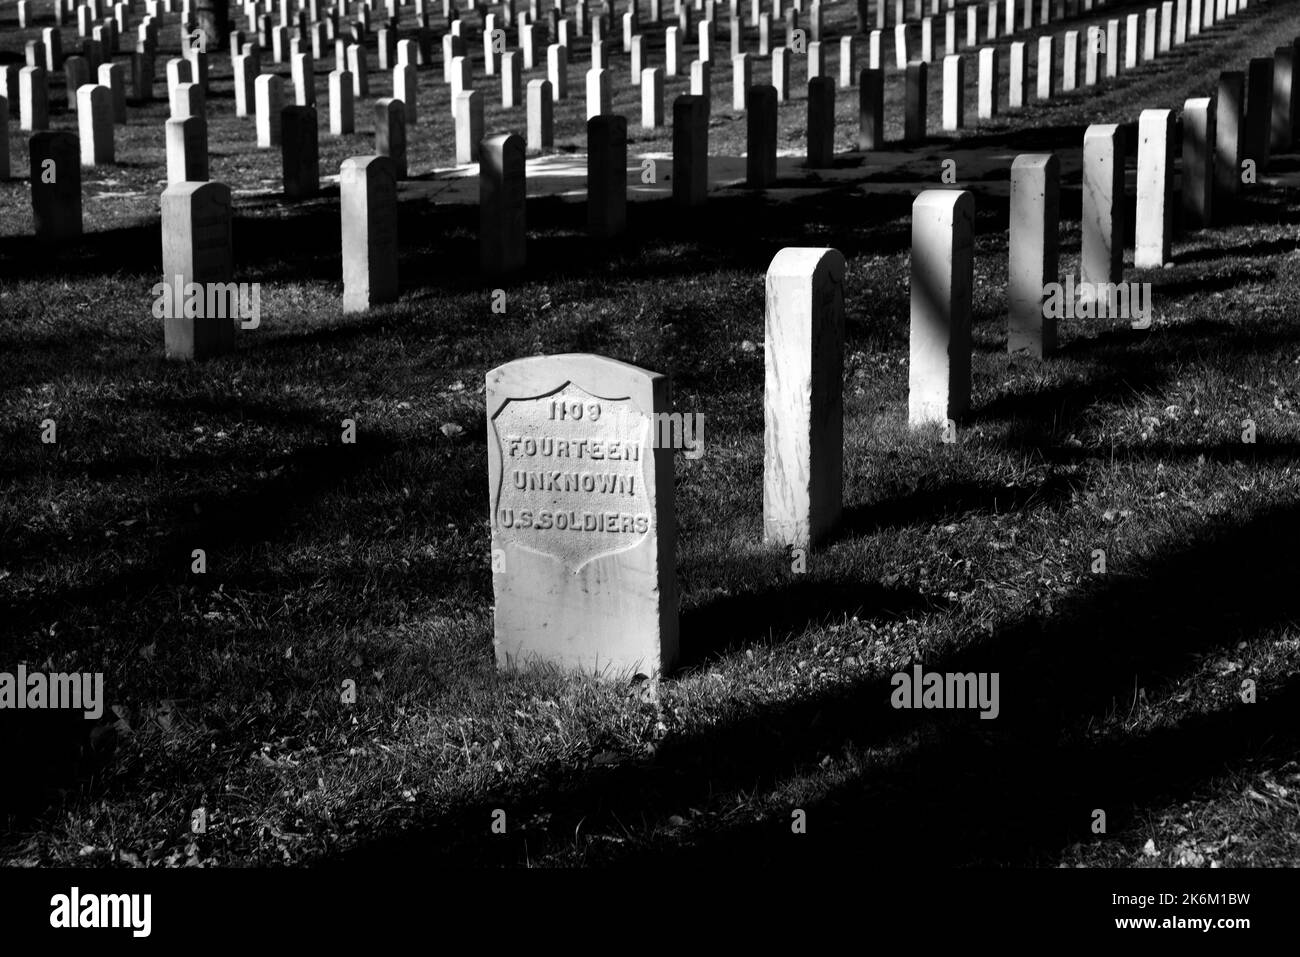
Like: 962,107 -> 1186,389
2,0 -> 1300,868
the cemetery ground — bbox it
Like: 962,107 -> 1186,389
4,3 -> 1300,869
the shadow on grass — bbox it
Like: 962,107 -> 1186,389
329,497 -> 1300,867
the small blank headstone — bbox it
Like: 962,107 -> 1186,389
329,69 -> 355,134
747,84 -> 778,187
1182,96 -> 1215,227
806,77 -> 835,168
978,46 -> 997,119
160,180 -> 234,360
479,132 -> 526,276
672,94 -> 708,207
942,53 -> 964,130
548,43 -> 569,99
255,73 -> 284,147
1037,35 -> 1054,101
1134,108 -> 1174,268
1244,57 -> 1273,170
909,190 -> 973,427
454,89 -> 484,164
165,115 -> 208,183
30,130 -> 82,240
1272,44 -> 1297,152
97,62 -> 126,123
858,67 -> 883,149
374,97 -> 408,178
1214,72 -> 1243,211
340,154 -> 399,312
586,66 -> 610,119
763,247 -> 845,548
588,114 -> 627,238
1080,123 -> 1125,289
393,64 -> 417,122
527,78 -> 554,152
904,60 -> 927,144
1008,154 -> 1059,357
77,84 -> 114,165
19,66 -> 48,131
642,67 -> 664,127
281,105 -> 320,198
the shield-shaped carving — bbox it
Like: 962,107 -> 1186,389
490,381 -> 653,573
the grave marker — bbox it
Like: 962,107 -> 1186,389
909,189 -> 974,426
340,154 -> 399,312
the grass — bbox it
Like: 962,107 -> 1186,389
2,0 -> 1300,868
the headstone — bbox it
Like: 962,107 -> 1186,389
347,43 -> 369,96
293,51 -> 316,106
480,132 -> 526,275
1035,36 -> 1055,102
20,67 -> 49,131
485,353 -> 678,676
1182,95 -> 1215,227
1008,41 -> 1025,109
329,69 -> 355,133
942,54 -> 964,130
98,62 -> 126,123
773,46 -> 790,102
1214,72 -> 1243,210
255,73 -> 284,146
1,66 -> 21,119
234,54 -> 257,116
375,97 -> 408,177
690,59 -> 711,105
1244,57 -> 1273,169
586,66 -> 610,118
1143,9 -> 1157,62
160,181 -> 234,360
1084,26 -> 1100,86
904,60 -> 927,143
454,90 -> 484,164
806,76 -> 834,167
672,94 -> 708,206
76,84 -> 114,165
748,83 -> 778,186
171,81 -> 204,119
909,189 -> 973,426
527,78 -> 555,151
65,56 -> 91,109
1080,123 -> 1125,290
1272,44 -> 1297,152
840,36 -> 857,89
30,131 -> 82,240
1063,30 -> 1078,92
548,43 -> 569,99
644,66 -> 665,127
281,105 -> 320,198
858,67 -> 883,149
588,114 -> 627,238
165,115 -> 207,182
393,64 -> 417,122
1008,154 -> 1059,357
763,247 -> 845,547
1125,13 -> 1138,70
977,46 -> 993,118
491,46 -> 517,103
1134,108 -> 1174,268
340,154 -> 399,312
733,53 -> 751,111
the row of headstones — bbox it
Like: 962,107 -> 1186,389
483,69 -> 1294,674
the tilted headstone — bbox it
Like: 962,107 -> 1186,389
340,154 -> 399,312
909,189 -> 973,427
485,353 -> 678,676
763,247 -> 845,547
